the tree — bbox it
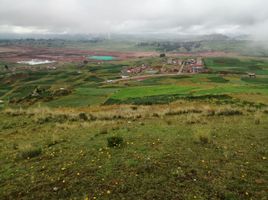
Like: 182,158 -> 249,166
160,53 -> 166,58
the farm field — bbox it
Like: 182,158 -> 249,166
0,42 -> 268,200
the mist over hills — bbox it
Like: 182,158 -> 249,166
0,33 -> 252,42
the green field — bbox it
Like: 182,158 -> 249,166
204,57 -> 268,75
45,87 -> 118,107
1,57 -> 268,108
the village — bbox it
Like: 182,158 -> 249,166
120,57 -> 206,79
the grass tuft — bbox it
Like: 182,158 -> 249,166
254,112 -> 262,125
107,136 -> 123,148
194,130 -> 212,145
19,145 -> 42,159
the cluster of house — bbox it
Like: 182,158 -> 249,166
167,58 -> 182,65
121,64 -> 160,77
122,64 -> 151,75
120,57 -> 206,78
182,57 -> 206,73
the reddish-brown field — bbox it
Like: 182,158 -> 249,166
0,46 -> 148,63
0,45 -> 238,65
169,51 -> 238,57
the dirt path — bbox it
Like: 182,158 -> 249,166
178,62 -> 185,74
105,73 -> 189,83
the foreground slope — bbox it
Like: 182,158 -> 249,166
0,103 -> 267,200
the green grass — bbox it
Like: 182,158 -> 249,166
241,77 -> 268,85
108,82 -> 268,105
0,109 -> 267,199
208,76 -> 229,83
194,85 -> 268,96
111,85 -> 198,100
45,87 -> 118,107
204,57 -> 268,75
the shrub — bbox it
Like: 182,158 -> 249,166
20,146 -> 42,159
254,117 -> 261,125
166,120 -> 172,125
13,143 -> 19,150
99,128 -> 108,135
37,116 -> 53,124
131,106 -> 138,110
194,130 -> 212,145
79,112 -> 88,121
186,114 -> 201,124
160,53 -> 166,57
171,167 -> 186,178
46,134 -> 61,147
107,136 -> 123,148
216,108 -> 243,116
152,113 -> 160,118
88,113 -> 97,121
254,112 -> 262,125
199,135 -> 210,144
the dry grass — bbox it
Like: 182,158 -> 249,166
2,101 -> 261,124
254,112 -> 263,125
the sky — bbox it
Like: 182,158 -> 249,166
0,0 -> 267,39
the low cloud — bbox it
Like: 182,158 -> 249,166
0,0 -> 267,39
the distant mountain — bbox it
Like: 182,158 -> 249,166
198,34 -> 230,41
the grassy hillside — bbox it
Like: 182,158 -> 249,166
0,103 -> 267,199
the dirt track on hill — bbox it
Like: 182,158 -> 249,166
106,73 -> 189,83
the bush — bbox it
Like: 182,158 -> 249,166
46,134 -> 61,147
194,130 -> 212,145
199,135 -> 210,144
254,117 -> 261,125
107,136 -> 123,148
79,112 -> 88,121
254,113 -> 262,125
99,128 -> 108,135
20,146 -> 42,159
216,108 -> 243,116
152,113 -> 160,118
186,114 -> 201,124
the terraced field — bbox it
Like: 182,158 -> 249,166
1,56 -> 268,108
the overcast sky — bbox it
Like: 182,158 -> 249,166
0,0 -> 267,39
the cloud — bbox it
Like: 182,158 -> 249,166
0,0 -> 267,39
